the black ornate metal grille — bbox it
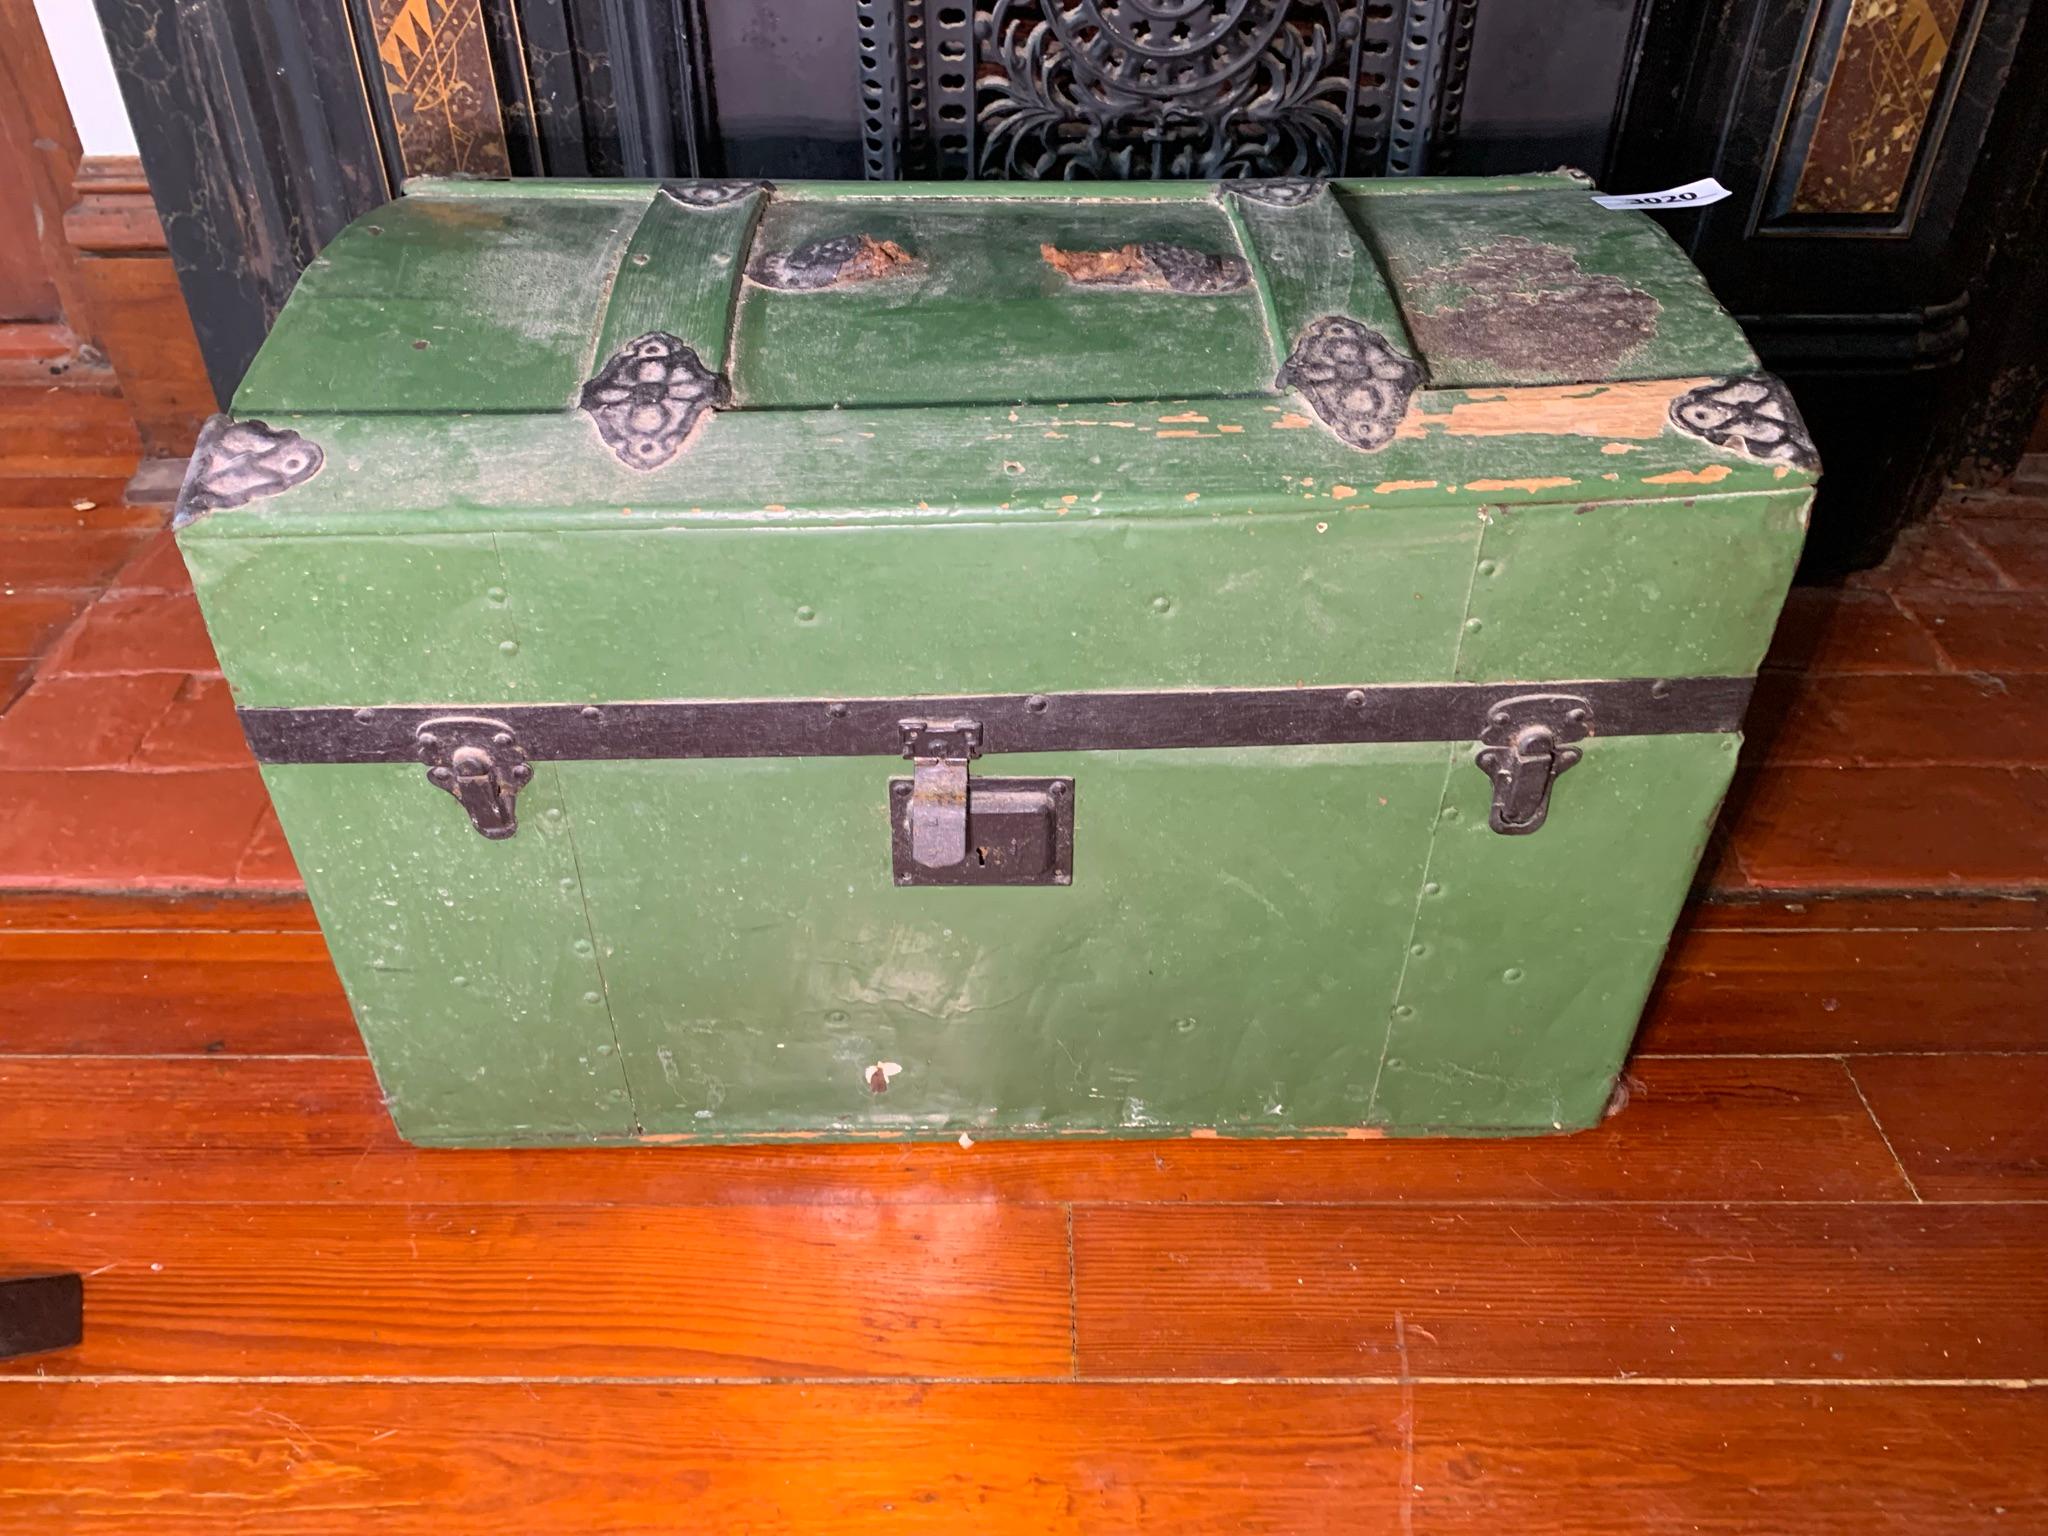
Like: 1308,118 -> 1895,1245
856,0 -> 1477,180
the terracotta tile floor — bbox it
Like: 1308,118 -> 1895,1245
0,385 -> 288,891
4,382 -> 2048,896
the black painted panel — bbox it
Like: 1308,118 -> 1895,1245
94,0 -> 389,403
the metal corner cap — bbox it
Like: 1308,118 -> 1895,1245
174,414 -> 327,527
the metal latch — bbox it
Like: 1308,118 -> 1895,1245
891,717 -> 1073,886
1473,694 -> 1591,836
898,717 -> 981,868
416,716 -> 532,839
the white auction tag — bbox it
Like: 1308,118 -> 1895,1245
1590,177 -> 1732,211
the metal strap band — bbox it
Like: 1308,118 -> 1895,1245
238,676 -> 1753,766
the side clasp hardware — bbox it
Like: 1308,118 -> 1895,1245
417,716 -> 532,839
1473,694 -> 1591,836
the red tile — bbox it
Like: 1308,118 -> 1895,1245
1953,516 -> 2048,590
134,673 -> 253,767
1849,519 -> 2008,593
106,529 -> 192,594
42,588 -> 218,676
0,766 -> 271,889
0,591 -> 89,657
0,672 -> 185,768
1895,591 -> 2048,674
1762,587 -> 1945,674
235,806 -> 303,889
1724,764 -> 2048,892
0,529 -> 151,586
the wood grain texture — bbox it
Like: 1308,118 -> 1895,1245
0,1 -> 85,330
1641,921 -> 2048,1053
1851,1054 -> 2048,1200
0,929 -> 356,1055
0,1055 -> 1913,1206
66,249 -> 213,458
62,158 -> 165,254
0,1382 -> 2039,1534
1722,764 -> 2048,890
0,1203 -> 1071,1379
1761,586 -> 1945,674
1895,591 -> 2048,672
0,889 -> 321,931
1073,1204 -> 2048,1379
1756,672 -> 2048,767
1680,894 -> 2048,930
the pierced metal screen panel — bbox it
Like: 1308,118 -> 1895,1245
857,0 -> 1478,180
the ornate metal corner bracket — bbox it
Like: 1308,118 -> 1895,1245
659,180 -> 774,208
1668,375 -> 1820,471
1229,178 -> 1329,207
578,333 -> 729,470
173,415 -> 325,527
1276,316 -> 1424,452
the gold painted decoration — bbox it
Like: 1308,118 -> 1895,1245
371,0 -> 512,178
1791,0 -> 1967,215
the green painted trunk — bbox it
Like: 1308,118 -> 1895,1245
180,175 -> 1812,1146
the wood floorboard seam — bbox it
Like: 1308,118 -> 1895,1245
6,1048 -> 2041,1064
1395,1309 -> 1417,1536
4,1374 -> 2043,1388
1064,1204 -> 1080,1381
1846,1061 -> 1925,1203
1640,1049 -> 2048,1060
4,1196 -> 2014,1209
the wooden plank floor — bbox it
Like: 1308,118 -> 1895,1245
1,383 -> 2045,1530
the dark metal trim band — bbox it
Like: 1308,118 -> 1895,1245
238,677 -> 1754,766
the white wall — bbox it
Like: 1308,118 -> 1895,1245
32,0 -> 138,158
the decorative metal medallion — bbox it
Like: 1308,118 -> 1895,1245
1230,178 -> 1329,207
659,180 -> 774,208
1668,375 -> 1820,471
577,332 -> 729,470
855,0 -> 1480,182
1039,241 -> 1249,292
173,415 -> 325,526
747,234 -> 920,291
1275,315 -> 1424,452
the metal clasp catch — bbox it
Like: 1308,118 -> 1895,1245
897,717 -> 981,869
1474,695 -> 1590,836
416,716 -> 532,839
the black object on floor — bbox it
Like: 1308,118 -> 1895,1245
0,1272 -> 83,1359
